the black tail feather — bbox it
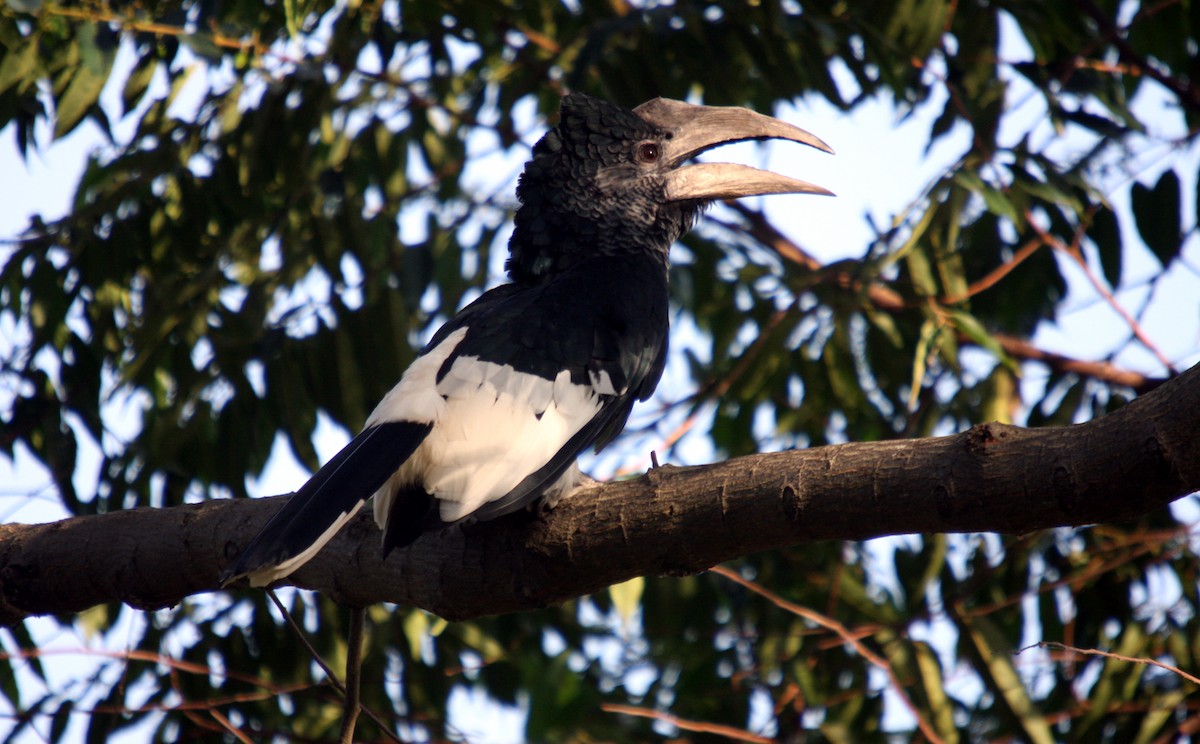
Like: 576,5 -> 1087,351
380,484 -> 439,557
220,420 -> 431,584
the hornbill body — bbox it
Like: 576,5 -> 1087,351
221,93 -> 832,587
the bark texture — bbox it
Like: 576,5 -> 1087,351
3,363 -> 1198,626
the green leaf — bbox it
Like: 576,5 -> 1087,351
76,604 -> 109,642
960,613 -> 1055,744
0,34 -> 39,95
908,316 -> 939,411
1131,688 -> 1190,744
49,700 -> 73,743
883,198 -> 938,273
181,33 -> 224,63
912,641 -> 959,743
948,308 -> 1014,371
54,24 -> 111,139
5,0 -> 42,13
864,307 -> 903,348
980,365 -> 1017,424
402,609 -> 429,660
121,52 -> 158,117
608,576 -> 644,625
955,170 -> 1019,225
0,643 -> 19,708
1130,170 -> 1182,266
1073,623 -> 1149,739
906,246 -> 939,297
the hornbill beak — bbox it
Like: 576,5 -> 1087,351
633,97 -> 834,201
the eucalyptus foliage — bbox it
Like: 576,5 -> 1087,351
2,0 -> 1198,741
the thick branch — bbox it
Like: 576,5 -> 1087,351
2,363 -> 1198,627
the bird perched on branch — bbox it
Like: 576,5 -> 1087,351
221,92 -> 832,587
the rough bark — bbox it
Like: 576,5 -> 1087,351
2,362 -> 1198,627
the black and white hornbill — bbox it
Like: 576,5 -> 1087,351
220,93 -> 832,587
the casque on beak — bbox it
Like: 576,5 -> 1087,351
633,97 -> 834,202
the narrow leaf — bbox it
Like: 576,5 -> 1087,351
54,52 -> 109,138
1074,622 -> 1149,738
121,53 -> 158,117
0,34 -> 39,94
961,613 -> 1055,744
908,317 -> 939,411
948,308 -> 1015,371
913,641 -> 959,744
181,33 -> 224,63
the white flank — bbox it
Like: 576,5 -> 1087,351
373,356 -> 604,530
246,501 -> 366,587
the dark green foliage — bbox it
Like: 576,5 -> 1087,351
1,0 -> 1197,741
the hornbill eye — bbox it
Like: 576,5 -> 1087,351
635,141 -> 661,164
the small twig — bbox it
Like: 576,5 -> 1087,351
208,708 -> 255,744
940,232 -> 1047,304
266,591 -> 403,742
711,565 -> 947,744
1020,641 -> 1200,687
267,590 -> 346,695
1076,0 -> 1200,113
601,703 -> 775,743
0,645 -> 300,691
1026,209 -> 1178,374
48,4 -> 265,55
340,606 -> 367,744
726,204 -> 1163,391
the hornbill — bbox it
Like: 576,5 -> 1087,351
220,93 -> 832,587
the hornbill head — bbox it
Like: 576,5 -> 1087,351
507,92 -> 833,282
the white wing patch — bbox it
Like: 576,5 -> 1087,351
365,327 -> 469,427
372,350 -> 605,530
588,368 -> 620,396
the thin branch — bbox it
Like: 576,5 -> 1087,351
47,4 -> 266,55
1019,641 -> 1200,687
266,591 -> 402,742
0,646 -> 295,691
987,332 -> 1159,390
88,685 -> 319,715
1026,210 -> 1178,374
41,2 -> 495,131
601,703 -> 775,744
340,606 -> 366,744
960,525 -> 1188,619
728,203 -> 1164,392
941,232 -> 1046,304
267,590 -> 347,696
710,565 -> 946,744
208,708 -> 255,744
1075,0 -> 1200,113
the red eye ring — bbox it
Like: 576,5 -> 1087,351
636,142 -> 661,164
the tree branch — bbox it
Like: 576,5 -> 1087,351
2,363 -> 1198,627
726,203 -> 1165,393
